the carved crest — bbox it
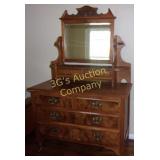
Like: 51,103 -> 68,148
60,5 -> 116,19
76,6 -> 98,16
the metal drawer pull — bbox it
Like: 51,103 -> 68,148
93,132 -> 103,142
49,127 -> 58,133
91,101 -> 102,109
92,116 -> 103,124
48,97 -> 59,104
50,112 -> 61,120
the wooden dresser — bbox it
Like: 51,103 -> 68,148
27,6 -> 132,155
28,81 -> 131,155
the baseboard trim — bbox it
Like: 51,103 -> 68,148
129,133 -> 134,140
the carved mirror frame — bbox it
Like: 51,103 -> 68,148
58,6 -> 116,65
51,6 -> 131,85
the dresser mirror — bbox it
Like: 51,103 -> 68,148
64,23 -> 111,61
59,6 -> 115,65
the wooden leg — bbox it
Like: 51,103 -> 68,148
36,128 -> 45,152
104,146 -> 121,156
37,142 -> 43,152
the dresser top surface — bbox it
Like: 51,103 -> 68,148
27,80 -> 132,98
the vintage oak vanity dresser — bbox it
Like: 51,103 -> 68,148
27,6 -> 132,155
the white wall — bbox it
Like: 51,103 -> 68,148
25,4 -> 134,136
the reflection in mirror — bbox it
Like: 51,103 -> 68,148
64,23 -> 111,60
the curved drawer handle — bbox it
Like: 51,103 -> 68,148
91,101 -> 102,109
49,112 -> 61,120
48,97 -> 59,105
49,127 -> 59,134
92,116 -> 103,124
93,132 -> 103,142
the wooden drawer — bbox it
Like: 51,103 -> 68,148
38,124 -> 120,146
37,107 -> 119,129
34,95 -> 72,108
38,124 -> 69,140
58,68 -> 82,75
69,127 -> 120,146
57,68 -> 112,80
74,98 -> 120,114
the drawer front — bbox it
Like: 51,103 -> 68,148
58,68 -> 81,76
37,107 -> 119,129
89,130 -> 120,146
74,98 -> 120,114
58,68 -> 112,75
85,114 -> 119,129
38,124 -> 120,146
57,68 -> 112,80
38,124 -> 69,140
35,95 -> 72,108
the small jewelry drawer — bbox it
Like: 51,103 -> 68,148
58,67 -> 112,77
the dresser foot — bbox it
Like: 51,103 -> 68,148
36,130 -> 45,152
104,147 -> 121,156
38,144 -> 43,152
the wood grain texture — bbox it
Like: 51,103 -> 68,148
27,81 -> 132,155
25,132 -> 134,156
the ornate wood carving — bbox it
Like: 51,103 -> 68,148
113,35 -> 130,67
113,35 -> 131,83
54,36 -> 63,64
60,6 -> 116,19
50,36 -> 63,79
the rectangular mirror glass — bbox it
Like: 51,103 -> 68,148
64,23 -> 111,61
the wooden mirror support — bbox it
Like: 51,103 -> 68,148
50,6 -> 131,86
